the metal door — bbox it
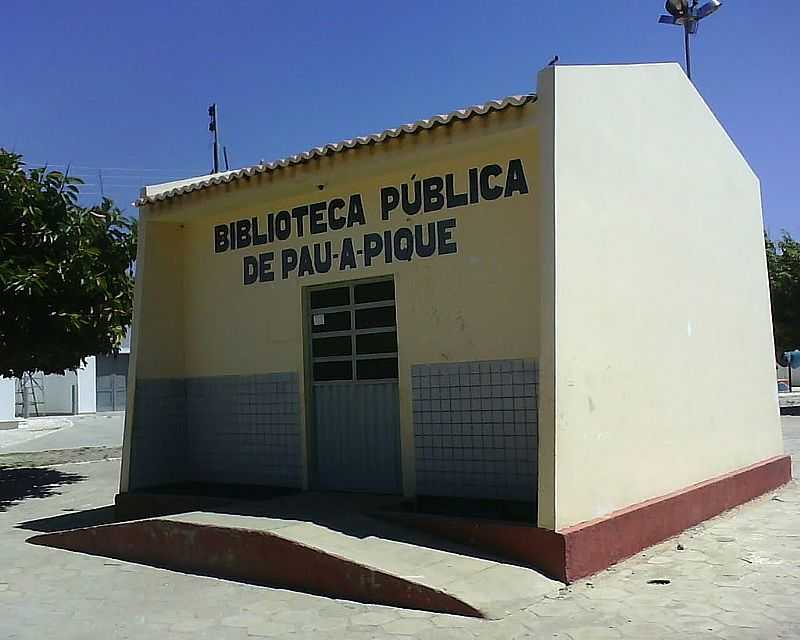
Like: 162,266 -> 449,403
96,354 -> 129,412
307,278 -> 401,493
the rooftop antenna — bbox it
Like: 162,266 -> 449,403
223,146 -> 230,171
658,0 -> 722,81
208,103 -> 219,173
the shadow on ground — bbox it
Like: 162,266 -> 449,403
0,467 -> 85,512
18,505 -> 117,532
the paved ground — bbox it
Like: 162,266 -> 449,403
0,412 -> 124,453
0,417 -> 798,639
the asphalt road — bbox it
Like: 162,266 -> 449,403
0,412 -> 124,454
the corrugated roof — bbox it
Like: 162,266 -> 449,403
136,93 -> 536,207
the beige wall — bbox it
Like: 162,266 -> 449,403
541,63 -> 783,529
130,106 -> 541,496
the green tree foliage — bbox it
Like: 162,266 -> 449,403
0,150 -> 137,378
766,230 -> 800,354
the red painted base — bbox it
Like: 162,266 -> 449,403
380,455 -> 792,583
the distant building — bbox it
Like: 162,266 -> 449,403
6,330 -> 131,418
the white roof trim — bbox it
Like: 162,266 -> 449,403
136,94 -> 535,207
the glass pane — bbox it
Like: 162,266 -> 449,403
313,360 -> 353,381
311,310 -> 351,333
356,331 -> 397,355
312,335 -> 352,358
355,305 -> 396,330
354,280 -> 394,304
356,358 -> 398,380
310,287 -> 350,309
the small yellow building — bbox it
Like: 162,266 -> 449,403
121,63 -> 788,577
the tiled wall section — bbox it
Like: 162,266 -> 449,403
129,378 -> 189,490
186,373 -> 302,487
129,373 -> 302,490
412,359 -> 538,502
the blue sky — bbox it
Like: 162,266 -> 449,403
3,1 -> 798,237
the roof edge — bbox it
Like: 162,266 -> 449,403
136,93 -> 536,207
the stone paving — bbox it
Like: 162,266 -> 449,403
1,416 -> 799,639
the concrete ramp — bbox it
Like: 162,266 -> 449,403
28,496 -> 560,618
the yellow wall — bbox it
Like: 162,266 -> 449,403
131,220 -> 186,378
534,67 -> 558,529
134,105 -> 541,496
120,218 -> 185,491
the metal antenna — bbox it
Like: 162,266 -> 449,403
658,0 -> 723,81
208,104 -> 219,173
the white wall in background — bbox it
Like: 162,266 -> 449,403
0,378 -> 15,421
77,356 -> 97,413
42,371 -> 78,414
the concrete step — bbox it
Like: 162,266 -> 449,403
29,493 -> 560,619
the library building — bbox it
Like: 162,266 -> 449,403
121,63 -> 789,580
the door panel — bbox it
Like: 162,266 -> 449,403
96,354 -> 129,411
313,381 -> 401,493
113,373 -> 127,411
96,373 -> 113,412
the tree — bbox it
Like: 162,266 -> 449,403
765,230 -> 800,356
0,149 -> 137,379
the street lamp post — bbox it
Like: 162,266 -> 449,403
658,0 -> 723,81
